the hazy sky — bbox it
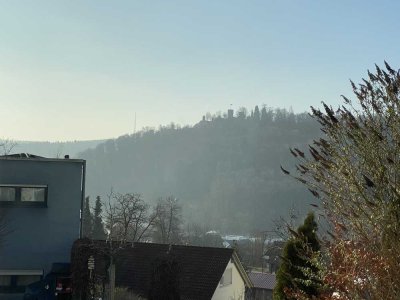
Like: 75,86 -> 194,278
1,1 -> 399,141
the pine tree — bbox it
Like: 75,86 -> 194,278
273,212 -> 321,300
253,105 -> 260,121
92,196 -> 106,240
82,196 -> 93,238
260,106 -> 273,122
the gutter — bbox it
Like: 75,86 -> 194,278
232,251 -> 254,288
79,160 -> 86,238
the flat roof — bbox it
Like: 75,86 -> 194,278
0,153 -> 85,163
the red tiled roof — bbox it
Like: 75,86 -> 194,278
249,272 -> 276,290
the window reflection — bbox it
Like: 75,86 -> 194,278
21,188 -> 45,202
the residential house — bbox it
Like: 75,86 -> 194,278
72,240 -> 253,300
0,154 -> 85,299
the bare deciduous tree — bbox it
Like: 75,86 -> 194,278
102,189 -> 158,300
104,189 -> 156,243
185,222 -> 207,246
184,222 -> 223,247
0,139 -> 16,156
152,196 -> 183,244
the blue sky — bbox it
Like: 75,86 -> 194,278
0,1 -> 399,141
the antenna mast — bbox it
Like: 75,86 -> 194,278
134,112 -> 137,135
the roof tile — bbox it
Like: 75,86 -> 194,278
248,272 -> 276,290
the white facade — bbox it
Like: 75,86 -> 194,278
211,259 -> 246,300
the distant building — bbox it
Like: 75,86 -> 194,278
72,240 -> 253,300
0,154 -> 85,299
247,272 -> 276,300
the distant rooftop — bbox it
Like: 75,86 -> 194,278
249,272 -> 276,290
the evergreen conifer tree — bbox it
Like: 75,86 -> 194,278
92,196 -> 106,240
273,212 -> 321,300
254,105 -> 260,121
82,196 -> 93,238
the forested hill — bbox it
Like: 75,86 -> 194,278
79,107 -> 321,233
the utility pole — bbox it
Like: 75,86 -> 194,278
109,257 -> 115,300
107,222 -> 117,300
88,255 -> 95,300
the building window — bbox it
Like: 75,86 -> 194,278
0,185 -> 47,207
0,275 -> 11,286
0,187 -> 15,202
21,187 -> 46,202
220,268 -> 233,286
16,275 -> 42,286
0,270 -> 43,293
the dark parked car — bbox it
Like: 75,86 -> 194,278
24,263 -> 72,300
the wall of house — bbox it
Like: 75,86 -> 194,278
0,158 -> 84,275
211,259 -> 246,300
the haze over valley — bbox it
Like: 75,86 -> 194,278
9,106 -> 320,234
